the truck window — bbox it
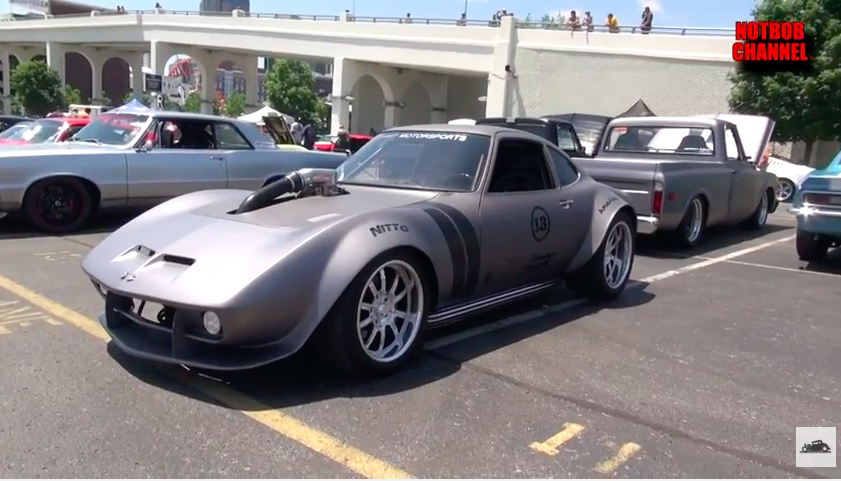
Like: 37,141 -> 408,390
606,126 -> 715,156
556,126 -> 577,151
723,126 -> 741,160
489,139 -> 555,192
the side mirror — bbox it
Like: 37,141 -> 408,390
141,139 -> 154,152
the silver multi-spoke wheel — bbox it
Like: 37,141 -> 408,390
603,221 -> 634,289
685,198 -> 704,244
356,259 -> 424,363
775,179 -> 794,202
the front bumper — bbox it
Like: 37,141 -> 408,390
636,215 -> 659,235
100,292 -> 295,371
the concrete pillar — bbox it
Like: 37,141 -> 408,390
129,54 -> 145,100
330,57 -> 356,134
384,102 -> 399,127
2,50 -> 10,114
46,42 -> 66,84
149,40 -> 175,77
485,15 -> 516,117
238,55 -> 260,108
89,56 -> 104,104
421,73 -> 449,123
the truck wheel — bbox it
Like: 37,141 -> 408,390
670,197 -> 706,249
313,250 -> 430,377
741,190 -> 770,230
22,177 -> 93,235
796,229 -> 829,262
565,210 -> 635,300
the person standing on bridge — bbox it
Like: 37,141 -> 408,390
640,6 -> 653,34
606,13 -> 620,33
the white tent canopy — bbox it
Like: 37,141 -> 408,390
238,106 -> 295,125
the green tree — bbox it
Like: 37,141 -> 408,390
224,91 -> 246,117
540,13 -> 557,27
10,60 -> 65,116
93,93 -> 112,107
728,0 -> 841,163
184,91 -> 201,113
64,85 -> 82,106
264,59 -> 320,125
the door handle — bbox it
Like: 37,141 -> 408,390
558,199 -> 574,209
210,155 -> 225,161
731,169 -> 738,174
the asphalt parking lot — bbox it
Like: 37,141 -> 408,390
1,211 -> 839,479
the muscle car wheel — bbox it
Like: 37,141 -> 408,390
775,179 -> 795,202
564,211 -> 635,300
671,197 -> 706,248
796,229 -> 830,262
314,250 -> 430,376
22,177 -> 93,234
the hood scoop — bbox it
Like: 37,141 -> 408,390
112,244 -> 196,277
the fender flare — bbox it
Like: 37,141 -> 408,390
566,190 -> 636,272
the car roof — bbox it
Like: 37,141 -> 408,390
63,117 -> 91,125
386,123 -> 518,136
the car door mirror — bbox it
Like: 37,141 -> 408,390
139,139 -> 154,152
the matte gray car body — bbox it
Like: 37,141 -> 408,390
0,111 -> 346,225
81,124 -> 637,371
573,115 -> 778,237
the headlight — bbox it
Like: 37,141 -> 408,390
202,311 -> 221,335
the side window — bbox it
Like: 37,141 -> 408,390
547,148 -> 580,186
66,125 -> 85,139
214,122 -> 252,150
157,120 -> 215,150
724,127 -> 741,161
556,126 -> 577,151
488,139 -> 555,193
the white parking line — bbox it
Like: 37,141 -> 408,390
697,258 -> 841,279
425,234 -> 796,350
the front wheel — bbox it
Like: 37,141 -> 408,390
22,177 -> 93,234
796,228 -> 830,262
314,250 -> 430,377
565,210 -> 635,300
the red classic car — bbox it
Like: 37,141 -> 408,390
313,133 -> 372,153
0,117 -> 91,146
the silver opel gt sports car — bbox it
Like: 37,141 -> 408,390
82,125 -> 638,376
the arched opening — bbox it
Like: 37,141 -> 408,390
164,54 -> 206,112
32,54 -> 46,63
102,57 -> 130,106
399,81 -> 432,127
350,74 -> 387,134
214,60 -> 246,116
64,52 -> 92,104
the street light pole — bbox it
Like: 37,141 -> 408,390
352,0 -> 356,16
462,0 -> 468,17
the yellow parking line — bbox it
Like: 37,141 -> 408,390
594,442 -> 641,474
530,423 -> 585,455
0,273 -> 414,480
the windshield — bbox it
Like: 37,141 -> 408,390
70,113 -> 149,145
0,122 -> 31,140
337,131 -> 490,192
8,120 -> 63,143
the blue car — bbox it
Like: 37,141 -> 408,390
789,150 -> 841,261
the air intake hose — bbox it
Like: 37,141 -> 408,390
235,171 -> 304,214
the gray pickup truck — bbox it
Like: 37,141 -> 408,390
571,115 -> 779,247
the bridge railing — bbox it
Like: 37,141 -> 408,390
0,9 -> 738,36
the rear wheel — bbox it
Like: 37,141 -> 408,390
22,177 -> 93,234
669,196 -> 706,249
314,250 -> 429,377
565,210 -> 635,300
796,228 -> 830,262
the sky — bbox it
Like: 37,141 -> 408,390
10,0 -> 757,28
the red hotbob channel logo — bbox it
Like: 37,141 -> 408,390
732,21 -> 813,73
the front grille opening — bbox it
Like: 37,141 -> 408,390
126,299 -> 174,329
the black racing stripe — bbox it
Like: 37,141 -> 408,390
422,207 -> 467,298
427,203 -> 481,297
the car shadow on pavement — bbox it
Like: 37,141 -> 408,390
0,209 -> 142,241
636,223 -> 791,259
802,248 -> 841,276
108,283 -> 656,412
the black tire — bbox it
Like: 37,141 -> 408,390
822,445 -> 830,452
741,190 -> 771,230
669,196 -> 706,249
775,178 -> 796,202
22,177 -> 93,234
796,228 -> 829,262
313,250 -> 430,377
564,210 -> 635,300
